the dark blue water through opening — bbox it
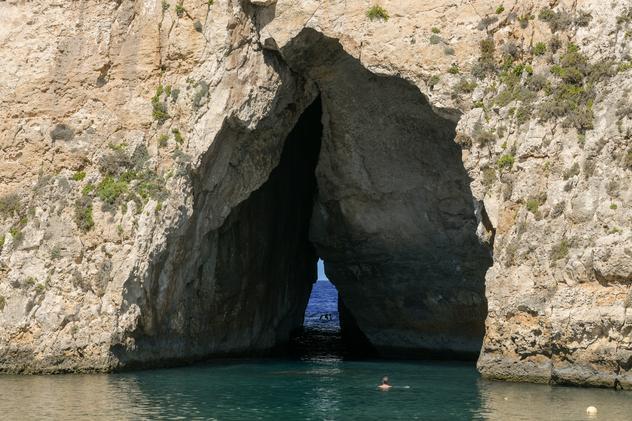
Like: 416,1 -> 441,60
290,259 -> 345,359
303,259 -> 340,332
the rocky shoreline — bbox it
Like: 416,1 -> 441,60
0,0 -> 630,388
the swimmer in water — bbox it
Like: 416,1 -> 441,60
378,376 -> 392,391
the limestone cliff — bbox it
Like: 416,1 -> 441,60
0,0 -> 630,389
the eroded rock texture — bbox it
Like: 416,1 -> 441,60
279,29 -> 490,357
118,97 -> 323,366
1,0 -> 631,389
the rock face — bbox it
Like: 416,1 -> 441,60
0,0 -> 631,389
280,29 -> 491,357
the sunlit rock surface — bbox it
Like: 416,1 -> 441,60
0,0 -> 631,389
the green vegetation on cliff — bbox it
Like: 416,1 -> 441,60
367,5 -> 389,21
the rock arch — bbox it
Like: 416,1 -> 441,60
116,29 -> 491,367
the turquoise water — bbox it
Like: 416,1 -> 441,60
1,279 -> 632,419
2,359 -> 632,420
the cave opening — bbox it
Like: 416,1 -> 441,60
133,29 -> 493,367
278,29 -> 492,361
291,259 -> 377,359
213,93 -> 377,359
208,29 -> 493,362
289,259 -> 343,358
303,260 -> 340,333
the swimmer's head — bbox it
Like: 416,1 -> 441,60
381,376 -> 389,385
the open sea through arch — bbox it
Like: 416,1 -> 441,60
1,277 -> 632,420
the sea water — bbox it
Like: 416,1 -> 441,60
1,280 -> 632,420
